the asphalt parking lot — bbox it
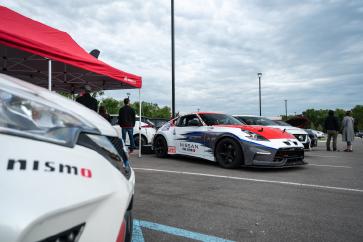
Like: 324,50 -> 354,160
130,137 -> 363,242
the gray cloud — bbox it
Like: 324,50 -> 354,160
2,0 -> 363,116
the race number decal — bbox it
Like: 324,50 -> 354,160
168,146 -> 176,154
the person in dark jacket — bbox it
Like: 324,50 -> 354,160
118,98 -> 136,152
98,105 -> 111,123
76,85 -> 98,112
324,110 -> 340,151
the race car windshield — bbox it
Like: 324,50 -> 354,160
236,116 -> 277,126
199,114 -> 242,126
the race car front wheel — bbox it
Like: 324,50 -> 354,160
154,135 -> 168,158
215,138 -> 243,168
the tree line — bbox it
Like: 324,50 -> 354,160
300,105 -> 362,131
99,97 -> 171,119
64,93 -> 362,131
99,98 -> 362,131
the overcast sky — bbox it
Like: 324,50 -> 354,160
3,0 -> 363,116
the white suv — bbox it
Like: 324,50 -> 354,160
110,115 -> 156,147
0,74 -> 135,242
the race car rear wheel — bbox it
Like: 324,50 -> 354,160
154,135 -> 168,158
215,138 -> 243,168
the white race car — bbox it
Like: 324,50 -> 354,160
0,74 -> 135,242
153,112 -> 305,168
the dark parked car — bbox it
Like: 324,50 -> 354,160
356,131 -> 363,138
304,129 -> 318,148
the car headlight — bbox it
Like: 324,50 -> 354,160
296,135 -> 305,141
0,86 -> 99,147
241,129 -> 269,141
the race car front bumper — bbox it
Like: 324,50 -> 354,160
242,143 -> 305,167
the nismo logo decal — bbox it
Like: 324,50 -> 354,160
6,159 -> 92,178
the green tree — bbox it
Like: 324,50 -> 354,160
352,105 -> 363,131
100,97 -> 121,114
302,109 -> 328,130
131,101 -> 171,119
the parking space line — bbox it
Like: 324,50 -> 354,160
134,219 -> 234,242
133,168 -> 363,193
306,154 -> 338,158
132,220 -> 145,242
308,164 -> 352,168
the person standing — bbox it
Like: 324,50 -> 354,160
118,98 -> 136,153
324,110 -> 340,151
342,110 -> 355,152
76,85 -> 98,112
98,105 -> 111,123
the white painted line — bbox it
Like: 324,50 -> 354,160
133,168 -> 363,193
306,154 -> 338,158
308,164 -> 352,168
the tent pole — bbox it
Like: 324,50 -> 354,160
138,89 -> 142,158
48,59 -> 52,91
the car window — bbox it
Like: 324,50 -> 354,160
199,114 -> 242,126
238,116 -> 277,126
274,120 -> 291,126
234,116 -> 247,124
176,115 -> 201,127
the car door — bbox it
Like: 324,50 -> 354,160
174,114 -> 207,158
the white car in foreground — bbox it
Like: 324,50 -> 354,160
234,115 -> 311,149
0,74 -> 135,242
111,115 -> 156,147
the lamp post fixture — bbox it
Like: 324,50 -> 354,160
257,73 -> 262,116
171,0 -> 175,118
284,99 -> 288,120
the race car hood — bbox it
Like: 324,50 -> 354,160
0,74 -> 117,137
267,125 -> 308,135
214,125 -> 295,139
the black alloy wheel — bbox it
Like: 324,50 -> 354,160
134,135 -> 147,147
154,136 -> 168,158
215,138 -> 243,168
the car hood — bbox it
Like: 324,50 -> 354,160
1,74 -> 117,137
214,125 -> 296,139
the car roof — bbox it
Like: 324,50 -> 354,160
233,115 -> 264,118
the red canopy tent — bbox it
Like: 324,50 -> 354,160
0,6 -> 142,92
0,6 -> 144,156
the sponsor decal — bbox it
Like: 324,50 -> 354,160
180,142 -> 199,152
168,146 -> 176,154
6,159 -> 92,178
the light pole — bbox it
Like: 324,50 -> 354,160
257,73 -> 262,116
171,0 -> 175,118
284,99 -> 287,120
